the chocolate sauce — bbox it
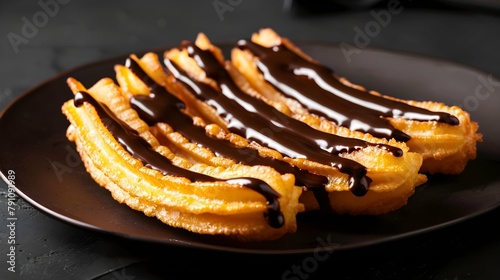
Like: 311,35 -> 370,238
73,90 -> 283,228
237,40 -> 459,142
165,42 -> 404,196
125,58 -> 329,192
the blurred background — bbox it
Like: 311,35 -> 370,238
1,1 -> 500,279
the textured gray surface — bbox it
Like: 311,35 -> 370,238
1,1 -> 500,279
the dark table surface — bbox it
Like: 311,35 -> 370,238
1,1 -> 500,279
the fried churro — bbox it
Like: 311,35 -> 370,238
232,28 -> 481,175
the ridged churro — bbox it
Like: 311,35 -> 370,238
62,77 -> 302,241
232,28 -> 482,175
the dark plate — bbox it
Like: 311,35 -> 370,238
1,42 -> 500,255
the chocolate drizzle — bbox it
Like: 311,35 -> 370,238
125,58 -> 328,192
237,40 -> 460,142
73,90 -> 283,228
164,42 -> 404,197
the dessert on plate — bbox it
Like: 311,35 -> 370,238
60,28 -> 480,241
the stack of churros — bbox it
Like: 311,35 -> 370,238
61,28 -> 481,241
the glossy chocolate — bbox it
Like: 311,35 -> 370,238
74,90 -> 283,228
125,58 -> 329,192
237,40 -> 459,142
165,42 -> 403,196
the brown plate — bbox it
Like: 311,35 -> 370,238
1,42 -> 499,254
